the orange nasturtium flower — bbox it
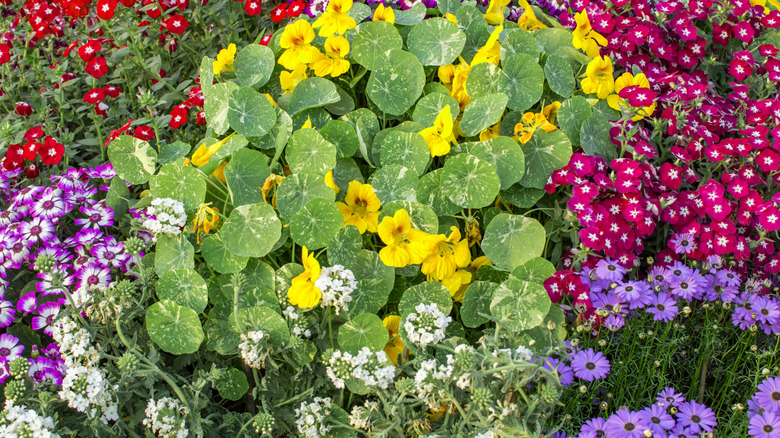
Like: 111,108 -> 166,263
513,112 -> 557,144
260,174 -> 285,208
336,181 -> 381,234
288,246 -> 322,308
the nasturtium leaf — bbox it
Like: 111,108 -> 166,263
557,97 -> 592,147
287,128 -> 337,175
461,281 -> 495,328
325,84 -> 355,116
535,28 -> 590,65
518,129 -> 572,189
205,82 -> 238,135
351,21 -> 403,71
251,108 -> 292,151
349,250 -> 395,296
321,120 -> 359,158
228,87 -> 276,138
288,77 -> 341,117
290,198 -> 343,250
211,134 -> 249,162
580,113 -> 618,161
157,141 -> 191,165
275,172 -> 335,221
441,154 -> 500,208
206,306 -> 240,354
201,232 -> 249,274
437,0 -> 462,15
412,92 -> 460,128
341,109 -> 380,166
379,131 -> 430,176
471,136 -> 525,189
230,306 -> 288,346
146,300 -> 204,355
501,54 -> 544,111
215,368 -> 249,401
107,136 -> 157,185
592,99 -> 621,121
149,163 -> 207,212
407,18 -> 466,66
394,2 -> 427,25
456,6 -> 489,63
347,278 -> 390,318
157,269 -> 208,314
459,93 -> 509,137
221,203 -> 281,258
490,275 -> 551,331
544,54 -> 575,97
328,225 -> 362,267
512,257 -> 555,285
423,82 -> 450,95
416,169 -> 462,216
465,63 -> 502,101
369,164 -> 418,203
482,213 -> 546,271
292,107 -> 331,130
234,44 -> 275,88
200,56 -> 214,97
348,2 -> 372,22
332,158 -> 365,193
367,65 -> 418,116
500,28 -> 540,61
379,201 -> 439,234
500,184 -> 545,208
399,281 -> 453,316
154,234 -> 195,275
106,177 -> 129,220
224,148 -> 269,207
338,313 -> 388,354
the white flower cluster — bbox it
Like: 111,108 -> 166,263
50,316 -> 100,368
239,330 -> 269,369
294,397 -> 332,438
403,303 -> 451,349
283,306 -> 311,338
58,365 -> 119,424
142,198 -> 187,236
326,347 -> 395,390
0,401 -> 61,438
314,265 -> 356,315
348,401 -> 378,431
142,397 -> 190,438
414,359 -> 454,410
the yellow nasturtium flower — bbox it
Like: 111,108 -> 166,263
421,226 -> 471,281
513,112 -> 557,144
212,161 -> 228,183
479,121 -> 501,141
445,255 -> 493,302
288,246 -> 323,308
280,63 -> 309,95
324,170 -> 340,194
607,72 -> 657,121
382,315 -> 405,365
484,0 -> 511,24
373,3 -> 395,23
471,24 -> 503,66
516,0 -> 548,30
572,11 -> 607,58
278,20 -> 321,71
419,105 -> 457,157
542,101 -> 562,124
213,43 -> 236,75
580,55 -> 615,99
438,60 -> 471,108
310,35 -> 351,78
336,181 -> 381,234
312,0 -> 357,37
377,209 -> 435,268
191,132 -> 236,167
191,203 -> 220,244
261,174 -> 285,208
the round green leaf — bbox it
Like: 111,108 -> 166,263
367,66 -> 417,116
394,2 -> 427,25
459,93 -> 509,137
230,306 -> 289,346
321,120 -> 359,159
461,281 -> 495,328
482,213 -> 546,271
465,62 -> 502,101
107,136 -> 157,185
441,154 -> 500,208
412,92 -> 460,128
206,302 -> 240,354
338,313 -> 388,354
512,257 -> 555,285
204,82 -> 238,135
275,172 -> 335,221
351,21 -> 403,70
501,54 -> 544,111
251,108 -> 293,151
349,250 -> 395,296
290,198 -> 342,250
154,234 -> 195,275
544,54 -> 575,97
211,134 -> 249,162
157,141 -> 191,165
228,87 -> 276,138
106,176 -> 129,220
146,300 -> 204,355
471,136 -> 525,190
500,184 -> 545,208
201,232 -> 249,274
379,201 -> 439,235
399,281 -> 453,316
215,368 -> 249,401
150,163 -> 207,212
287,128 -> 337,175
347,278 -> 391,318
234,44 -> 275,88
557,96 -> 592,146
379,131 -> 430,176
407,18 -> 466,66
325,84 -> 356,116
490,275 -> 551,331
199,56 -> 214,97
456,6 -> 489,63
288,77 -> 341,117
416,169 -> 462,216
580,114 -> 618,161
500,28 -> 539,61
332,158 -> 365,192
327,225 -> 362,267
157,269 -> 208,314
224,148 -> 270,207
368,164 -> 418,204
518,129 -> 572,189
221,203 -> 281,258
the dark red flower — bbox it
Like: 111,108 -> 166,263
15,102 -> 32,117
39,137 -> 64,165
270,3 -> 288,22
164,14 -> 189,34
96,0 -> 117,20
25,163 -> 40,179
85,56 -> 108,78
245,0 -> 262,15
168,104 -> 188,129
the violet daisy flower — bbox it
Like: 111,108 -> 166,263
16,290 -> 37,314
648,265 -> 673,289
754,296 -> 780,326
543,357 -> 574,387
591,292 -> 627,316
669,274 -> 700,300
0,334 -> 24,362
756,377 -> 780,413
90,241 -> 126,269
656,387 -> 685,407
36,265 -> 74,296
76,263 -> 111,289
614,280 -> 653,309
19,217 -> 55,244
715,268 -> 742,287
676,400 -> 717,433
579,417 -> 607,437
603,314 -> 625,331
640,404 -> 675,436
749,410 -> 780,438
34,245 -> 73,266
646,292 -> 678,322
0,299 -> 15,328
667,260 -> 695,280
709,282 -> 739,303
11,185 -> 43,205
604,409 -> 648,438
594,258 -> 626,282
68,229 -> 104,247
570,348 -> 610,382
63,185 -> 98,208
31,302 -> 61,336
670,233 -> 697,254
31,188 -> 66,220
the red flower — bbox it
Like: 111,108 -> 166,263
96,0 -> 117,20
39,137 -> 64,165
83,88 -> 106,104
288,0 -> 305,17
25,164 -> 40,179
22,142 -> 40,161
729,59 -> 753,81
132,126 -> 155,141
78,39 -> 102,62
245,0 -> 262,15
271,4 -> 288,22
85,56 -> 108,78
196,111 -> 206,125
23,126 -> 44,141
732,22 -> 755,44
15,102 -> 32,117
168,104 -> 188,129
0,43 -> 9,65
259,34 -> 272,46
164,14 -> 189,34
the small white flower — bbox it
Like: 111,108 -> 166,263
403,303 -> 451,349
294,397 -> 333,438
239,330 -> 269,369
142,397 -> 189,438
141,198 -> 187,236
315,265 -> 356,315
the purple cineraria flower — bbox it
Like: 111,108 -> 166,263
83,163 -> 116,180
640,404 -> 675,436
676,400 -> 717,433
19,217 -> 55,244
667,261 -> 695,281
756,377 -> 780,413
604,409 -> 648,438
50,168 -> 83,191
0,300 -> 15,328
570,348 -> 610,382
68,229 -> 104,248
64,185 -> 98,208
646,292 -> 678,322
0,334 -> 23,362
76,263 -> 111,289
657,387 -> 685,408
36,265 -> 74,296
0,209 -> 18,227
28,356 -> 61,384
580,417 -> 607,437
34,245 -> 73,266
75,202 -> 114,230
670,233 -> 697,254
31,188 -> 66,220
7,238 -> 30,267
91,241 -> 126,269
304,0 -> 328,16
594,258 -> 626,282
614,280 -> 652,309
603,314 -> 625,331
0,361 -> 9,384
749,410 -> 780,438
715,268 -> 742,287
648,265 -> 673,288
11,185 -> 43,205
16,291 -> 37,314
669,274 -> 701,300
542,357 -> 574,387
708,281 -> 739,303
72,248 -> 95,271
31,302 -> 60,336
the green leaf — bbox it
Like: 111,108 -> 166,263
369,164 -> 418,204
471,136 -> 525,190
157,141 -> 191,165
290,198 -> 343,250
150,163 -> 207,212
215,368 -> 249,401
501,54 -> 544,111
251,108 -> 293,151
394,2 -> 427,25
234,44 -> 275,88
288,77 -> 341,117
456,6 -> 489,63
512,257 -> 555,285
380,200 -> 439,235
105,177 -> 129,220
328,225 -> 362,267
399,281 -> 453,316
221,203 -> 281,258
275,172 -> 335,221
412,92 -> 460,128
230,306 -> 289,346
154,234 -> 195,275
378,131 -> 430,176
286,128 -> 337,175
347,278 -> 390,318
325,84 -> 356,116
228,87 -> 276,138
465,62 -> 502,101
490,275 -> 551,331
416,169 -> 462,216
351,21 -> 403,71
367,64 -> 419,116
518,129 -> 572,189
407,18 -> 466,66
349,250 -> 395,297
146,300 -> 204,355
557,96 -> 592,146
482,213 -> 546,271
338,313 -> 388,354
459,93 -> 508,137
544,54 -> 575,97
205,82 -> 238,135
206,302 -> 240,354
441,154 -> 500,208
224,148 -> 269,207
157,269 -> 208,314
341,109 -> 379,166
461,281 -> 495,328
200,56 -> 214,97
580,113 -> 618,161
321,120 -> 359,159
107,136 -> 157,185
500,184 -> 545,208
500,28 -> 539,61
201,232 -> 249,274
211,134 -> 249,162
